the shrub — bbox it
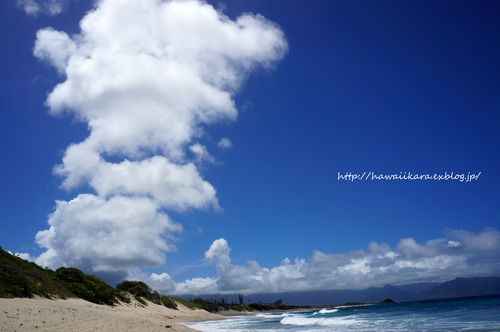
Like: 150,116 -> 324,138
172,297 -> 196,310
134,295 -> 148,306
129,285 -> 150,298
116,280 -> 161,305
116,281 -> 151,293
191,298 -> 220,313
228,304 -> 251,312
55,267 -> 117,305
83,275 -> 117,305
116,291 -> 131,304
160,295 -> 178,310
55,267 -> 85,284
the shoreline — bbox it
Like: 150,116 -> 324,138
0,297 -> 228,332
0,297 -> 361,331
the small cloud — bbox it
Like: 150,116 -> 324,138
204,238 -> 231,262
18,0 -> 66,16
217,138 -> 233,150
190,143 -> 215,163
18,0 -> 41,16
34,28 -> 77,74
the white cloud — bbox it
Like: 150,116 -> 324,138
14,252 -> 35,262
205,238 -> 231,262
396,237 -> 441,259
190,143 -> 215,163
18,0 -> 66,16
144,228 -> 500,295
35,194 -> 182,272
217,138 -> 233,150
447,240 -> 461,247
32,0 -> 287,278
18,0 -> 41,16
205,238 -> 232,274
447,227 -> 500,254
86,156 -> 219,212
126,269 -> 177,293
34,28 -> 77,74
34,0 -> 287,160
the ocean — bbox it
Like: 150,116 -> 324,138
182,295 -> 500,331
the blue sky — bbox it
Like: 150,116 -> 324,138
1,0 -> 499,295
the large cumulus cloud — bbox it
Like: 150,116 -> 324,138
32,0 -> 287,278
36,194 -> 181,272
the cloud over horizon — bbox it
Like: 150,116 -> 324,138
31,0 -> 288,279
144,227 -> 500,295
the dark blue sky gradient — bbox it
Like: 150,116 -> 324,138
1,0 -> 498,281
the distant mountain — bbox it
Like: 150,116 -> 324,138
395,282 -> 440,293
420,277 -> 500,300
185,277 -> 500,306
184,287 -> 414,306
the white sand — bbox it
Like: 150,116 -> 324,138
0,297 -> 227,332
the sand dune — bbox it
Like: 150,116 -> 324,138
0,297 -> 225,332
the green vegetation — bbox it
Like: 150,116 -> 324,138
0,246 -> 72,299
182,296 -> 312,313
54,267 -> 118,305
248,301 -> 307,311
172,296 -> 251,313
0,246 -> 311,312
160,295 -> 178,309
0,247 -> 135,306
134,295 -> 148,306
116,280 -> 163,306
171,296 -> 197,310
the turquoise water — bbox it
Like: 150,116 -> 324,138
183,295 -> 500,331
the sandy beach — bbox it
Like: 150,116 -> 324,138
0,297 -> 226,332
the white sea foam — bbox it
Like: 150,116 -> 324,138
335,304 -> 372,308
184,296 -> 500,331
318,308 -> 339,314
182,318 -> 250,332
255,312 -> 293,318
281,315 -> 360,326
